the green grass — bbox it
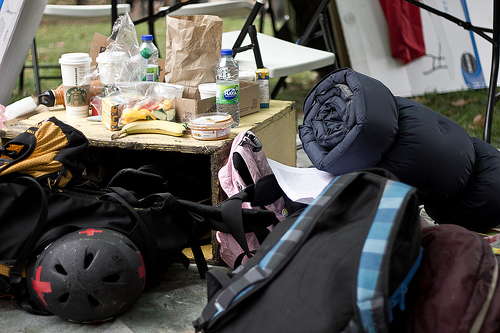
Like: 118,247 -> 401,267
10,15 -> 500,147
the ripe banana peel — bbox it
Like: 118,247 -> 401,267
111,120 -> 188,140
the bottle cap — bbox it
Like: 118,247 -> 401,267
141,47 -> 153,59
142,34 -> 153,41
38,89 -> 56,107
221,49 -> 233,55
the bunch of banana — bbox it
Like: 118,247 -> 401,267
111,120 -> 188,140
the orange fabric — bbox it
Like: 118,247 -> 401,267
0,120 -> 72,186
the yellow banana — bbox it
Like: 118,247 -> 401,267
111,120 -> 188,140
121,108 -> 157,124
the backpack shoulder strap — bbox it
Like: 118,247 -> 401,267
102,188 -> 162,285
355,179 -> 418,332
103,188 -> 209,280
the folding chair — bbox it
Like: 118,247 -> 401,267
224,0 -> 337,98
129,0 -> 275,44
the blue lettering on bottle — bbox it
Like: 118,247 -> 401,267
223,88 -> 238,100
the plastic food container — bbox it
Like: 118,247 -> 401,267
188,113 -> 233,141
96,51 -> 127,85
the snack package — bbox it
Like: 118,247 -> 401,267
120,97 -> 175,125
98,82 -> 183,131
101,92 -> 142,131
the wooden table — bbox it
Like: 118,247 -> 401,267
2,100 -> 296,262
1,100 -> 296,205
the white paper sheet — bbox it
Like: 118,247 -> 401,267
267,158 -> 336,205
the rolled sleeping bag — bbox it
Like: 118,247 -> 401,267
424,137 -> 500,232
299,68 -> 399,175
376,97 -> 475,205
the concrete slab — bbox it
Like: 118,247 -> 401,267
0,263 -> 230,333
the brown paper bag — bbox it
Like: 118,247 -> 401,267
165,15 -> 223,99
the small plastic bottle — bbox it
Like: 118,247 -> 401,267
38,85 -> 65,107
139,34 -> 159,82
256,68 -> 270,108
216,49 -> 240,127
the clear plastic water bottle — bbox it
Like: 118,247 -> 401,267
139,34 -> 159,82
216,49 -> 239,127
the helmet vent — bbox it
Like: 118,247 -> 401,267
55,264 -> 68,276
102,273 -> 120,283
84,253 -> 94,269
87,295 -> 100,308
59,293 -> 69,303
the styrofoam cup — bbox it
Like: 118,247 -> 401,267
198,83 -> 216,99
59,53 -> 92,118
96,51 -> 127,85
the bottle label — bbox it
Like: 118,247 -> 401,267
143,65 -> 158,82
256,68 -> 270,108
216,84 -> 239,104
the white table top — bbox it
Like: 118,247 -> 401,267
160,1 -> 253,18
43,4 -> 131,19
222,31 -> 336,78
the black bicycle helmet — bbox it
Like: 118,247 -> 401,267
27,228 -> 146,323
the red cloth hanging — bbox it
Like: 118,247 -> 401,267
379,0 -> 426,64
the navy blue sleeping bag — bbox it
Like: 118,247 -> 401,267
298,69 -> 398,175
376,97 -> 475,204
299,68 -> 500,232
424,137 -> 500,232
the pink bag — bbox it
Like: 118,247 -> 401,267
217,131 -> 288,268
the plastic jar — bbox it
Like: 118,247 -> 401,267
96,51 -> 127,85
188,113 -> 233,140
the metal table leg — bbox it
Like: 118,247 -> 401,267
483,0 -> 500,143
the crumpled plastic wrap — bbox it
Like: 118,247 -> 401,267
0,104 -> 7,128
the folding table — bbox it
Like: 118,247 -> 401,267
158,1 -> 253,18
222,30 -> 336,85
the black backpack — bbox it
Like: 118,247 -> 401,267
194,169 -> 423,333
0,172 -> 206,296
0,117 -> 203,301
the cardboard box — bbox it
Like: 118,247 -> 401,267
173,81 -> 260,123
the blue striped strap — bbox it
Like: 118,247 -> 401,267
356,180 -> 417,332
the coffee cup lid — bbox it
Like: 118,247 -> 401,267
59,53 -> 92,65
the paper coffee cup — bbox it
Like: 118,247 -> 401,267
59,53 -> 92,118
